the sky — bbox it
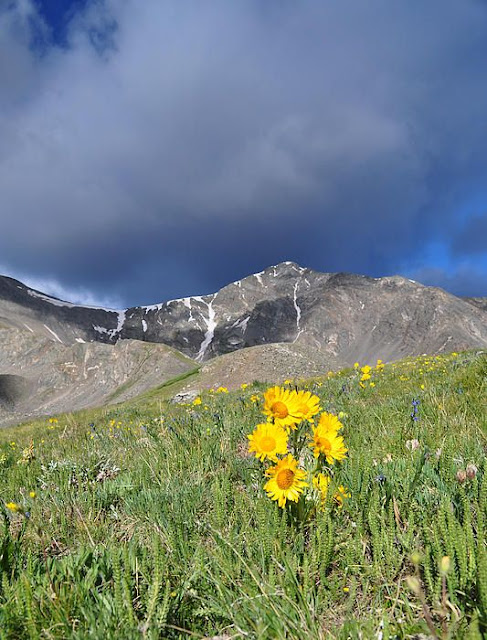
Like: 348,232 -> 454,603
1,0 -> 487,309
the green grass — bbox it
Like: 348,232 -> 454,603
107,364 -> 200,404
0,350 -> 486,638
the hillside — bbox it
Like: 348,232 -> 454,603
0,349 -> 486,638
0,326 -> 196,427
1,263 -> 487,427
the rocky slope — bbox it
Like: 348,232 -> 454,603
464,297 -> 487,313
0,327 -> 196,427
2,263 -> 487,366
0,275 -> 124,344
1,262 -> 487,425
177,342 -> 341,397
123,264 -> 487,363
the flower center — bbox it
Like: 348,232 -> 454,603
272,401 -> 289,419
260,435 -> 276,452
317,437 -> 331,452
276,468 -> 295,490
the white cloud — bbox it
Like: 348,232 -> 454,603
0,263 -> 123,308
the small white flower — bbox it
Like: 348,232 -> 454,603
406,439 -> 420,451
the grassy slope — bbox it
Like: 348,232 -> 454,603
0,350 -> 486,639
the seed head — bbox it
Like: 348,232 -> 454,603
406,576 -> 421,595
466,463 -> 478,480
439,556 -> 451,576
456,469 -> 467,484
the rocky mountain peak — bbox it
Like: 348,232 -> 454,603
1,265 -> 487,367
2,264 -> 486,427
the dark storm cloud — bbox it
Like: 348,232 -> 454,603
411,266 -> 487,299
1,0 -> 487,306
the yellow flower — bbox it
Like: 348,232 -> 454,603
360,365 -> 371,375
248,423 -> 289,462
360,373 -> 371,382
263,386 -> 303,430
333,486 -> 351,508
293,390 -> 321,422
309,427 -> 347,463
193,396 -> 202,406
241,383 -> 248,390
29,491 -> 36,499
353,362 -> 360,369
17,441 -> 35,465
312,473 -> 331,502
216,386 -> 228,394
264,455 -> 308,508
316,411 -> 343,435
5,502 -> 22,513
250,394 -> 259,403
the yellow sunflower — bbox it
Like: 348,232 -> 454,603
316,411 -> 343,435
312,472 -> 331,502
248,423 -> 289,462
293,390 -> 321,422
333,485 -> 351,508
309,426 -> 348,463
264,454 -> 308,508
263,386 -> 303,430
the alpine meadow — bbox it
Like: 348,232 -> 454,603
1,350 -> 486,639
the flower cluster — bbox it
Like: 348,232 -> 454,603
247,386 -> 349,512
354,360 -> 384,388
410,398 -> 420,422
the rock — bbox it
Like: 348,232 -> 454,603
171,390 -> 199,404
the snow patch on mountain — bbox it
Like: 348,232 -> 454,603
196,294 -> 217,361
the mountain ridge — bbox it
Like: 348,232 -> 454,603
1,262 -> 487,364
1,261 -> 487,425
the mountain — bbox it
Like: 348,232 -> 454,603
0,275 -> 124,344
121,263 -> 487,363
0,326 -> 196,427
2,262 -> 487,362
1,262 -> 486,425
